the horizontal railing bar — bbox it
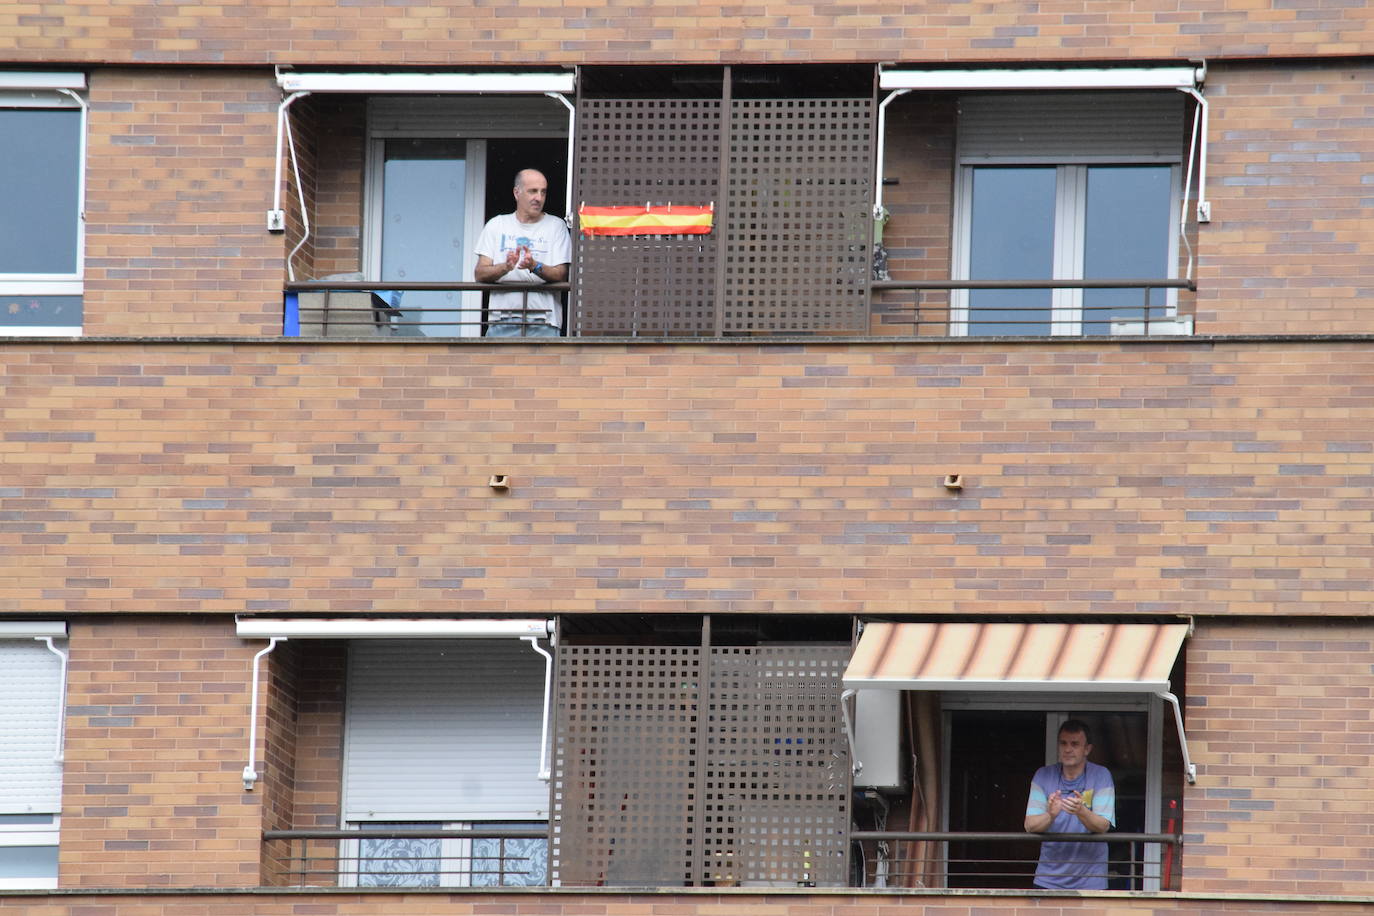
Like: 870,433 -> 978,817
287,281 -> 568,293
872,278 -> 1194,291
266,828 -> 547,840
851,831 -> 1180,845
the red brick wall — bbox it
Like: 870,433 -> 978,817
308,98 -> 367,282
1,1 -> 1370,64
1197,62 -> 1374,334
83,69 -> 284,337
4,339 -> 1374,618
1187,619 -> 1374,895
61,617 -> 263,887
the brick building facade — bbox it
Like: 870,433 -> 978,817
1,1 -> 1372,912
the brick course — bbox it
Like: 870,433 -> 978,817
1187,620 -> 1374,895
3,340 -> 1374,618
1,888 -> 1372,915
1,0 -> 1372,64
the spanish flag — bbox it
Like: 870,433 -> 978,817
579,204 -> 714,237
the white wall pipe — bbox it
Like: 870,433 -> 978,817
523,636 -> 555,781
873,88 -> 911,220
547,91 -> 576,228
1183,87 -> 1210,223
271,91 -> 310,229
243,637 -> 283,791
38,636 -> 69,762
282,108 -> 310,281
1158,691 -> 1197,784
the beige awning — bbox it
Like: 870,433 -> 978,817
843,621 -> 1188,693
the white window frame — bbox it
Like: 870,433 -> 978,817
0,74 -> 86,336
950,161 -> 1183,336
0,622 -> 68,889
362,134 -> 489,336
0,816 -> 60,890
941,691 -> 1166,892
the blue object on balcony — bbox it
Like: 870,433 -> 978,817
283,292 -> 300,336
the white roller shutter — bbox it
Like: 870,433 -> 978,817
343,639 -> 548,822
0,640 -> 62,815
958,91 -> 1187,164
368,96 -> 570,138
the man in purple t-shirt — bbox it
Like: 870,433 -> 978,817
1024,719 -> 1116,889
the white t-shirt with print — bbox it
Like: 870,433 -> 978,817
474,212 -> 572,327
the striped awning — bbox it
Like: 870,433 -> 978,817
843,621 -> 1188,693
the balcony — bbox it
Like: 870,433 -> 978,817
263,827 -> 1182,890
284,278 -> 1195,339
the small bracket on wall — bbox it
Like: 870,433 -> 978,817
266,209 -> 286,233
488,474 -> 510,491
943,474 -> 964,491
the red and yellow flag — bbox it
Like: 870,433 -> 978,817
579,204 -> 713,237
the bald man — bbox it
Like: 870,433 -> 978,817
474,168 -> 571,337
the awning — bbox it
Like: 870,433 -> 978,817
269,69 -> 577,249
842,620 -> 1196,782
276,71 -> 575,95
878,66 -> 1202,92
871,62 -> 1211,228
844,621 -> 1187,692
235,617 -> 556,791
235,617 -> 552,639
0,71 -> 86,91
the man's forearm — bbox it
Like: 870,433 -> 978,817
1024,813 -> 1053,833
474,262 -> 511,283
1077,808 -> 1110,833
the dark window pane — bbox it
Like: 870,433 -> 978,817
967,167 -> 1055,335
0,110 -> 80,275
1082,166 -> 1172,335
0,845 -> 58,879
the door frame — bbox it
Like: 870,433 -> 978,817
940,692 -> 1164,890
362,135 -> 489,336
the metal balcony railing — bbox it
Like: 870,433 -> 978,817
263,827 -> 1181,891
872,278 -> 1197,337
284,278 -> 1195,340
849,830 -> 1183,891
263,827 -> 550,888
284,281 -> 570,338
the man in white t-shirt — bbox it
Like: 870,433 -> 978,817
474,169 -> 572,337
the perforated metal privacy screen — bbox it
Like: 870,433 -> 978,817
551,642 -> 850,887
573,99 -> 722,336
722,99 -> 873,334
572,94 -> 873,336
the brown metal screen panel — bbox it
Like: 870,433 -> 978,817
723,99 -> 874,335
702,646 -> 851,887
550,645 -> 701,886
572,99 -> 722,336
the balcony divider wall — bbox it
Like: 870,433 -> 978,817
571,66 -> 874,337
551,635 -> 851,886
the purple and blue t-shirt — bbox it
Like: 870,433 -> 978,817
1026,761 -> 1116,889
